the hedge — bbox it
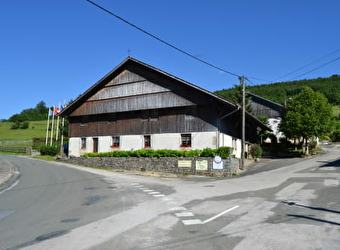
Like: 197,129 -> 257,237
84,147 -> 231,159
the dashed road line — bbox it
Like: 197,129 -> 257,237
170,207 -> 187,211
182,219 -> 203,225
130,182 -> 239,226
153,194 -> 165,197
142,189 -> 154,192
175,212 -> 194,217
149,191 -> 161,195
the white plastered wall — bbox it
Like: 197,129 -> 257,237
68,132 -> 242,157
151,133 -> 180,150
191,131 -> 217,150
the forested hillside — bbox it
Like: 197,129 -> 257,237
6,101 -> 49,122
215,74 -> 340,106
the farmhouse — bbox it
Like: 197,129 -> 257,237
60,57 -> 268,158
247,92 -> 286,140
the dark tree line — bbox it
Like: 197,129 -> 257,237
215,74 -> 340,106
8,101 -> 49,122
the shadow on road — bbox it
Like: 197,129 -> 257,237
283,201 -> 340,214
318,158 -> 340,168
286,214 -> 340,226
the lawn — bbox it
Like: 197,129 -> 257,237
0,121 -> 47,146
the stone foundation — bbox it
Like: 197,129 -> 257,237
61,156 -> 241,177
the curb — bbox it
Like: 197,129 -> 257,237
0,160 -> 15,187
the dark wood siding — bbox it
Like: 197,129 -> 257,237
248,94 -> 285,118
69,70 -> 213,117
68,106 -> 220,137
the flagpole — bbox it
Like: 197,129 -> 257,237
60,117 -> 65,155
50,105 -> 55,146
45,108 -> 51,145
56,104 -> 60,144
60,101 -> 66,156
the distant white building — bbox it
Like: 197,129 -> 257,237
247,92 -> 286,141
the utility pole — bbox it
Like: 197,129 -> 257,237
239,75 -> 246,170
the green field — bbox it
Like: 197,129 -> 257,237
0,121 -> 47,146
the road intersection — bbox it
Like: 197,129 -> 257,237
0,145 -> 339,249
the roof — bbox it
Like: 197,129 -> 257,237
247,92 -> 285,110
60,57 -> 238,117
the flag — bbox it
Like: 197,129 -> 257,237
60,104 -> 67,111
53,107 -> 60,115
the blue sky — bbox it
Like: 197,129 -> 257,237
1,0 -> 339,120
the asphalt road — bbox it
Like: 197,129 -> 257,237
0,155 -> 162,250
1,145 -> 340,250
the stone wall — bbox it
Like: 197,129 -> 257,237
62,156 -> 241,177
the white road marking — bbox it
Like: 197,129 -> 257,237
142,189 -> 154,192
149,191 -> 160,195
182,219 -> 203,225
153,194 -> 165,197
170,207 -> 187,211
202,205 -> 239,224
0,180 -> 20,195
324,179 -> 339,187
182,205 -> 239,225
320,167 -> 337,171
175,212 -> 194,217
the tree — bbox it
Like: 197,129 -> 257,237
35,101 -> 48,114
8,101 -> 49,122
280,87 -> 332,151
230,85 -> 253,113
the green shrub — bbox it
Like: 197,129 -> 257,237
131,149 -> 155,157
20,121 -> 29,129
182,149 -> 201,157
11,122 -> 21,130
32,137 -> 46,150
201,148 -> 217,157
83,147 -> 232,158
39,145 -> 60,156
249,144 -> 263,159
216,147 -> 231,159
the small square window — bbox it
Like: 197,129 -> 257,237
112,136 -> 120,148
81,138 -> 86,149
144,135 -> 151,148
181,134 -> 191,147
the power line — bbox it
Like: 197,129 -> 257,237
288,55 -> 340,81
246,77 -> 257,86
86,0 -> 241,78
272,48 -> 340,83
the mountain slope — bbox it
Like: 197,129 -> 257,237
215,74 -> 340,106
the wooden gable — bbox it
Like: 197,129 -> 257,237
71,69 -> 196,117
248,93 -> 285,118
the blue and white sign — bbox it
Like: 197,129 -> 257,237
212,155 -> 223,170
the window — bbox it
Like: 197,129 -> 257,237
112,136 -> 120,148
232,138 -> 237,151
181,134 -> 191,147
144,135 -> 151,148
81,138 -> 86,149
